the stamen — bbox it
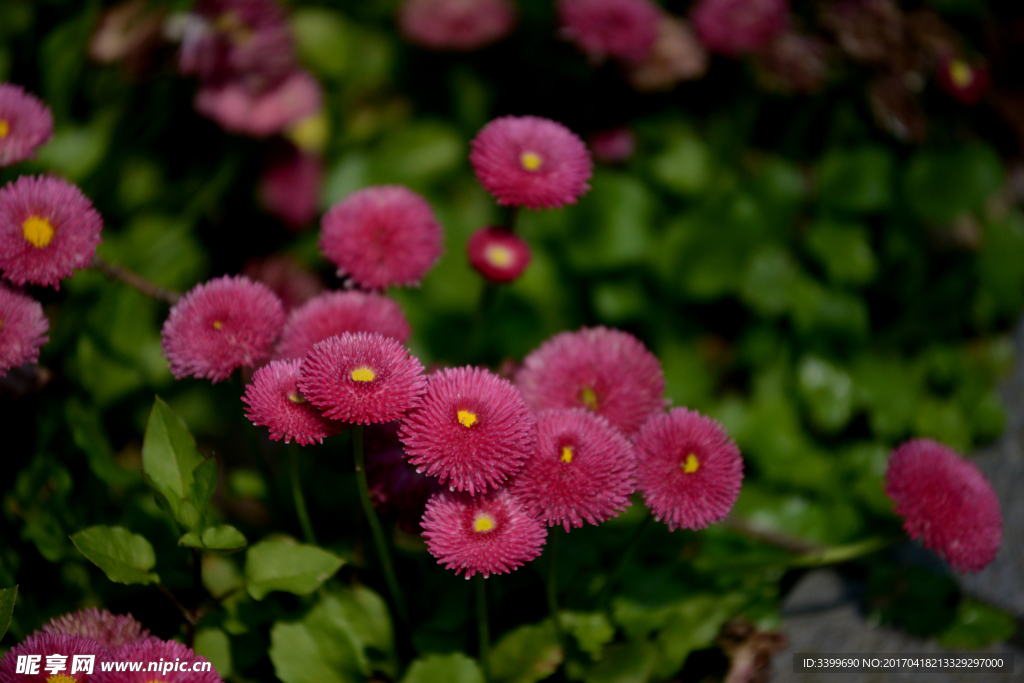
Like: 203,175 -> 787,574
520,151 -> 543,171
580,386 -> 599,411
288,392 -> 306,404
48,675 -> 77,683
484,244 -> 514,268
22,215 -> 54,248
474,513 -> 495,533
351,367 -> 376,382
561,446 -> 574,464
682,453 -> 699,474
949,60 -> 973,88
458,410 -> 478,428
0,119 -> 9,138
212,320 -> 223,330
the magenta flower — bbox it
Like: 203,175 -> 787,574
274,290 -> 411,361
95,639 -> 222,683
0,633 -> 106,683
0,285 -> 48,377
161,275 -> 286,383
365,421 -> 442,532
0,175 -> 103,288
320,185 -> 444,290
194,70 -> 323,138
466,226 -> 531,283
588,127 -> 636,164
242,254 -> 323,311
259,147 -> 323,230
400,366 -> 537,495
558,0 -> 662,65
421,488 -> 547,579
625,16 -> 709,92
470,115 -> 593,210
515,326 -> 665,437
0,84 -> 54,167
243,359 -> 342,445
885,439 -> 1002,573
512,408 -> 636,531
936,57 -> 990,106
633,408 -> 744,531
43,608 -> 150,650
298,331 -> 426,424
398,0 -> 517,51
691,0 -> 789,56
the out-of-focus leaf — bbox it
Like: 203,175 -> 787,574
402,653 -> 484,683
730,484 -> 863,546
566,172 -> 656,271
179,525 -> 247,552
367,121 -> 463,190
269,621 -> 358,683
0,586 -> 17,642
904,144 -> 1003,224
291,8 -> 352,79
817,147 -> 894,212
740,245 -> 799,317
491,620 -> 563,683
194,627 -> 233,678
561,611 -> 614,661
70,526 -> 159,585
36,109 -> 118,181
65,399 -> 141,488
649,130 -> 712,196
570,641 -> 658,683
796,355 -> 854,433
245,536 -> 343,600
937,599 -> 1016,649
913,398 -> 971,452
804,220 -> 877,285
852,355 -> 924,440
141,397 -> 211,531
976,214 -> 1024,324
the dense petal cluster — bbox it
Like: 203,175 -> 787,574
365,421 -> 442,532
515,326 -> 665,436
243,359 -> 342,445
194,70 -> 323,138
95,639 -> 223,683
398,0 -> 517,51
885,438 -> 1002,573
161,275 -> 286,382
275,290 -> 411,360
400,366 -> 537,494
43,609 -> 150,650
0,285 -> 48,376
558,0 -> 662,65
0,175 -> 103,288
0,633 -> 106,683
512,408 -> 636,530
259,147 -> 323,230
466,226 -> 532,283
421,488 -> 547,579
320,185 -> 444,289
469,116 -> 593,210
0,84 -> 54,167
633,408 -> 744,531
298,331 -> 426,424
691,0 -> 789,56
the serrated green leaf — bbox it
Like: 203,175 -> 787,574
0,586 -> 17,642
402,653 -> 484,683
70,526 -> 159,585
245,537 -> 343,600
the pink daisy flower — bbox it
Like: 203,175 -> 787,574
515,326 -> 665,437
365,421 -> 442,533
400,366 -> 537,495
242,254 -> 323,311
625,16 -> 709,92
194,70 -> 323,138
469,115 -> 593,210
95,639 -> 222,683
885,438 -> 1002,573
691,0 -> 789,56
0,175 -> 103,288
243,358 -> 342,445
274,290 -> 411,361
319,185 -> 444,290
43,608 -> 150,650
398,0 -> 518,51
259,147 -> 323,230
161,275 -> 286,383
466,226 -> 531,283
0,285 -> 48,377
298,331 -> 426,424
558,0 -> 662,65
633,408 -> 744,531
421,488 -> 548,579
0,84 -> 54,167
512,408 -> 636,531
0,633 -> 106,683
936,57 -> 990,106
588,127 -> 636,164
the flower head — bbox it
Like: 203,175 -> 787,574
95,639 -> 222,683
399,0 -> 517,51
298,331 -> 426,424
243,359 -> 342,445
625,16 -> 709,92
0,285 -> 48,376
0,633 -> 106,683
242,254 -> 323,311
194,70 -> 323,138
515,326 -> 665,436
274,290 -> 411,360
0,175 -> 103,288
588,127 -> 636,164
43,609 -> 150,650
558,0 -> 662,65
259,147 -> 323,230
936,57 -> 989,106
400,366 -> 537,494
469,116 -> 593,210
691,0 -> 789,56
512,408 -> 635,531
633,408 -> 743,531
0,84 -> 54,167
320,186 -> 444,289
161,275 -> 286,383
421,488 -> 547,579
365,421 -> 442,532
466,226 -> 531,283
885,438 -> 1002,573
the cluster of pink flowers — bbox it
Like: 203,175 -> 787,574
398,0 -> 518,52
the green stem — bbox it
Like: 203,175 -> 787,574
290,449 -> 317,545
599,513 -> 652,609
476,574 -> 491,683
789,535 -> 900,567
353,424 -> 409,624
546,528 -> 563,643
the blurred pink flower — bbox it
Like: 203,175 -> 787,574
95,639 -> 222,683
625,16 -> 709,92
43,608 -> 151,650
558,0 -> 662,65
365,421 -> 441,533
936,57 -> 989,106
466,226 -> 531,283
588,127 -> 636,163
0,285 -> 48,377
0,84 -> 53,167
691,0 -> 789,56
194,70 -> 323,138
259,148 -> 323,230
398,0 -> 517,51
242,254 -> 323,312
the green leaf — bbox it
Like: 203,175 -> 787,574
566,172 -> 656,271
561,611 -> 614,661
291,8 -> 352,79
70,526 -> 159,585
0,586 -> 17,642
938,599 -> 1016,649
804,220 -> 877,286
194,627 -> 232,678
904,144 -> 1003,224
796,355 -> 854,433
179,525 -> 248,552
740,245 -> 799,317
491,620 -> 563,683
367,121 -> 464,190
270,621 -> 359,683
817,147 -> 894,212
65,399 -> 141,488
402,653 -> 484,683
571,641 -> 658,683
245,536 -> 344,600
142,397 -> 213,531
649,130 -> 712,196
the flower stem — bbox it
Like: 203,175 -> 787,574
476,574 -> 491,682
290,449 -> 317,545
91,255 -> 180,304
546,527 -> 563,643
353,424 -> 409,624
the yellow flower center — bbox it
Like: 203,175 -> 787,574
0,119 -> 9,138
351,367 -> 376,382
212,320 -> 223,330
520,151 -> 543,172
682,453 -> 699,474
48,676 -> 77,683
580,386 -> 599,411
22,215 -> 55,248
561,445 -> 574,464
484,244 -> 515,268
949,60 -> 973,88
288,392 -> 306,404
458,410 -> 478,428
474,513 -> 495,533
